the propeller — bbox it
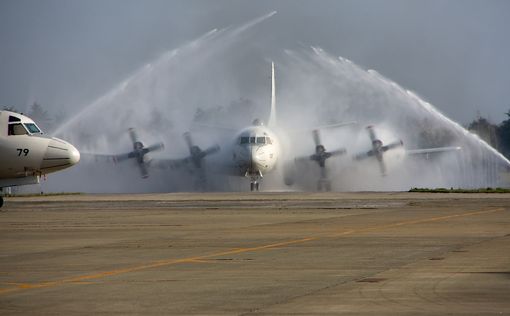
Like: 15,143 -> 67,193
182,132 -> 220,169
354,125 -> 403,176
309,129 -> 346,178
114,128 -> 164,178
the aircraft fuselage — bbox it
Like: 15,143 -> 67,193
232,125 -> 280,180
0,111 -> 80,188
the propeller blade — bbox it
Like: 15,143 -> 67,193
329,148 -> 347,157
128,128 -> 140,144
382,140 -> 404,152
144,142 -> 165,154
312,129 -> 321,147
367,125 -> 377,142
376,156 -> 387,176
183,132 -> 194,150
203,144 -> 220,156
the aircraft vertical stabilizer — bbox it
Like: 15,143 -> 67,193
268,62 -> 277,128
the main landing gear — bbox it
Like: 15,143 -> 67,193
317,168 -> 332,192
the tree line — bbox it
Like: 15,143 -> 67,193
3,102 -> 510,160
467,110 -> 510,159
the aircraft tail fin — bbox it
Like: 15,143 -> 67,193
268,62 -> 277,128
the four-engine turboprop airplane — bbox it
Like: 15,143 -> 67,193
0,110 -> 80,207
82,61 -> 464,192
229,63 -> 281,191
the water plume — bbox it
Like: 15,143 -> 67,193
44,13 -> 509,193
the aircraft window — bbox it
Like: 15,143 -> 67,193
8,123 -> 28,135
256,137 -> 266,144
8,116 -> 21,122
249,137 -> 256,143
240,137 -> 249,144
24,123 -> 41,134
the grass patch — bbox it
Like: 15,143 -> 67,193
409,187 -> 510,193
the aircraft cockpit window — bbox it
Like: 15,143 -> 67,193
240,137 -> 249,144
240,136 -> 272,145
8,116 -> 21,122
8,123 -> 28,136
24,123 -> 41,134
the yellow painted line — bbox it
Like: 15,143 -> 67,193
0,208 -> 504,296
328,208 -> 504,237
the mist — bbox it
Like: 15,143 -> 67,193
32,12 -> 509,193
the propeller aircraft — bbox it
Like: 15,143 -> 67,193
82,62 -> 463,192
0,110 -> 80,207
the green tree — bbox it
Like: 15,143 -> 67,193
27,102 -> 52,132
467,116 -> 499,148
2,105 -> 20,113
497,109 -> 510,159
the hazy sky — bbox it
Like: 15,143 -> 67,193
1,0 -> 509,124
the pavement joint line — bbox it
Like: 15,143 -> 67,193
0,207 -> 504,296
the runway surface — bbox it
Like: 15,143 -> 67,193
0,192 -> 509,315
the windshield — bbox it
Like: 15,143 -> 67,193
24,123 -> 42,134
239,136 -> 272,145
8,123 -> 28,136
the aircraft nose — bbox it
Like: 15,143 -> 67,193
68,143 -> 81,166
251,146 -> 267,169
41,138 -> 80,173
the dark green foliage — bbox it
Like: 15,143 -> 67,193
468,116 -> 499,147
467,109 -> 510,160
497,110 -> 510,158
409,187 -> 510,193
27,102 -> 53,131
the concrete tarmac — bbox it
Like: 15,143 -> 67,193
0,192 -> 509,315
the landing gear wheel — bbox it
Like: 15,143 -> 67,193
255,182 -> 260,191
250,181 -> 260,192
250,182 -> 255,192
0,196 -> 3,208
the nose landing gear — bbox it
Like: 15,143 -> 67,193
250,181 -> 260,192
246,170 -> 263,192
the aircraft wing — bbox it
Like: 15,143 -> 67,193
79,152 -> 118,163
381,140 -> 404,152
149,157 -> 188,170
406,146 -> 461,155
286,121 -> 358,134
354,150 -> 376,161
314,121 -> 358,130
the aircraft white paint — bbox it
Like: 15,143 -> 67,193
0,110 -> 80,207
149,62 -> 282,191
229,62 -> 281,191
